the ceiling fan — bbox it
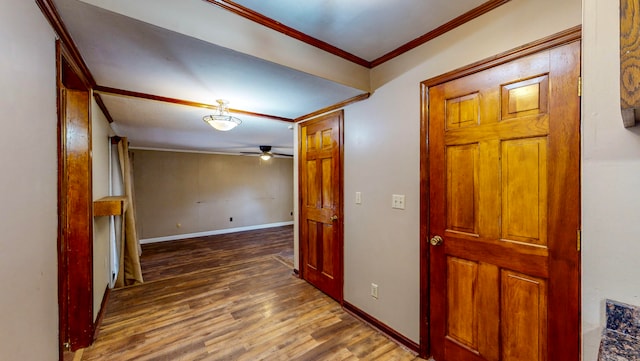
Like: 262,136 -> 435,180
243,145 -> 293,160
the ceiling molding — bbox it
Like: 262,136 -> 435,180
93,93 -> 115,123
204,0 -> 371,68
94,85 -> 295,123
370,0 -> 512,67
295,93 -> 371,122
206,0 -> 512,69
36,0 -> 96,87
128,146 -> 295,157
421,25 -> 582,87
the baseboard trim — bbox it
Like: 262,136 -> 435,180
343,301 -> 420,354
93,285 -> 110,341
139,221 -> 294,244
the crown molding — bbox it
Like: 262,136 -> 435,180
204,0 -> 371,68
93,93 -> 115,123
370,0 -> 512,67
207,0 -> 512,69
94,86 -> 295,123
295,93 -> 371,122
36,0 -> 96,87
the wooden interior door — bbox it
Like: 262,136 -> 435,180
426,40 -> 581,361
299,111 -> 344,301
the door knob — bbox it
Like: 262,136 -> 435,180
330,215 -> 338,221
430,235 -> 443,246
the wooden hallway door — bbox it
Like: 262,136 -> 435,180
423,35 -> 581,361
298,111 -> 344,302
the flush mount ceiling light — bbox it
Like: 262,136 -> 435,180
203,99 -> 242,131
259,145 -> 273,161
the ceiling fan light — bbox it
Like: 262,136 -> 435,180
203,99 -> 242,131
260,152 -> 273,161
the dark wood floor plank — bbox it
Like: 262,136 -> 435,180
81,226 -> 424,360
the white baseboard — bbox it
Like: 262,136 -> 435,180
139,221 -> 294,244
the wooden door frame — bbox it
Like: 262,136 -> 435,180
297,110 -> 345,302
418,26 -> 582,358
57,40 -> 94,355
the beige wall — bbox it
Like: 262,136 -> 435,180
132,150 -> 294,240
337,0 -> 582,344
92,98 -> 115,320
0,1 -> 59,359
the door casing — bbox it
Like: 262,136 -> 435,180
57,40 -> 94,354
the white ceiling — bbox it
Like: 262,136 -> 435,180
53,0 -> 502,155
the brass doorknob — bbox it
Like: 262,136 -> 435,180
330,215 -> 338,221
430,235 -> 443,246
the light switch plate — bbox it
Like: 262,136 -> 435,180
355,192 -> 362,204
392,194 -> 405,209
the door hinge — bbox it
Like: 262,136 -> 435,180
63,342 -> 71,351
578,76 -> 582,97
577,229 -> 581,251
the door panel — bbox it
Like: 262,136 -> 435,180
446,257 -> 479,349
299,111 -> 343,301
306,161 -> 318,206
446,144 -> 479,234
321,223 -> 337,278
501,270 -> 547,361
427,41 -> 581,361
307,220 -> 318,270
501,137 -> 547,245
322,158 -> 333,209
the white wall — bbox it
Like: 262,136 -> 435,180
344,80 -> 421,341
581,0 -> 640,359
0,1 -> 59,360
341,0 -> 582,344
92,98 -> 115,320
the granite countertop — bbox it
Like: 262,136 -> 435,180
598,300 -> 640,361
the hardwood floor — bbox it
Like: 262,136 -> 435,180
81,226 -> 424,360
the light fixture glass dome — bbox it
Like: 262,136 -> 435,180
203,99 -> 242,131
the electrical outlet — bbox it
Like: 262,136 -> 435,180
392,194 -> 405,209
371,283 -> 379,299
229,217 -> 233,222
